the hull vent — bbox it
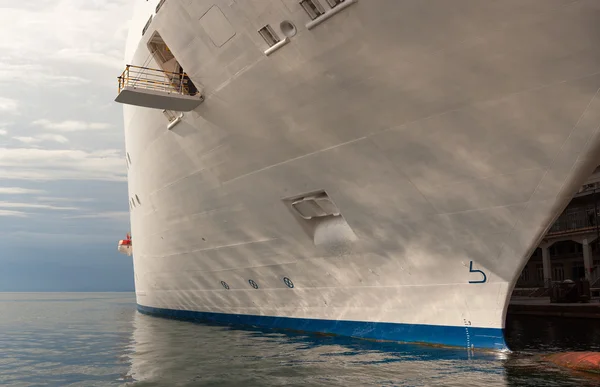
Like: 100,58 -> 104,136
284,190 -> 356,246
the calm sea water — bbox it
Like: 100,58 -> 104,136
1,293 -> 600,386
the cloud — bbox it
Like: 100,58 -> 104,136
64,211 -> 129,220
0,230 -> 124,244
0,201 -> 78,211
40,134 -> 69,143
0,187 -> 45,194
12,137 -> 37,144
0,122 -> 9,136
0,1 -> 133,291
37,196 -> 94,203
32,119 -> 111,132
0,62 -> 90,86
0,97 -> 18,114
13,134 -> 69,144
0,210 -> 28,217
52,48 -> 124,69
0,147 -> 126,181
0,1 -> 130,72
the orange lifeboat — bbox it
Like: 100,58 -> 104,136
118,233 -> 133,256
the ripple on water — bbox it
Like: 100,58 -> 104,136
1,293 -> 600,386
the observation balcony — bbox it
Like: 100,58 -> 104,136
115,65 -> 203,111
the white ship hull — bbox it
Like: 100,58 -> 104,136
122,0 -> 600,350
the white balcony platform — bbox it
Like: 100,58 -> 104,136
115,86 -> 204,111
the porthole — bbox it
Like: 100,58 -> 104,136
220,281 -> 230,290
248,279 -> 259,289
280,20 -> 297,38
283,277 -> 294,288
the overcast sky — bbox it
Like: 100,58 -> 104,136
0,0 -> 134,291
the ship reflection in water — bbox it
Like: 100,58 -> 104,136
124,311 -> 600,386
1,293 -> 599,386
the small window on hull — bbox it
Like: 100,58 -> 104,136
142,15 -> 152,36
300,0 -> 325,20
156,0 -> 166,13
258,25 -> 280,47
326,0 -> 345,7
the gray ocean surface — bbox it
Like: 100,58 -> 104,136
1,293 -> 600,387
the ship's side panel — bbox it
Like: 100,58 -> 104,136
123,0 -> 600,349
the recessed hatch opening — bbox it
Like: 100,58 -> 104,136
147,32 -> 198,96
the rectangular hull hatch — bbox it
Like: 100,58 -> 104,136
284,190 -> 356,246
115,65 -> 204,111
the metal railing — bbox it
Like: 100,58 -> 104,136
591,270 -> 600,288
117,65 -> 197,96
576,182 -> 600,196
547,207 -> 600,236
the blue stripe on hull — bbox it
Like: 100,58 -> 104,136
137,304 -> 508,351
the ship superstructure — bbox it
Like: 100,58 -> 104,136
118,0 -> 600,350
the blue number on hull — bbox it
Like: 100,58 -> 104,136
468,261 -> 487,284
